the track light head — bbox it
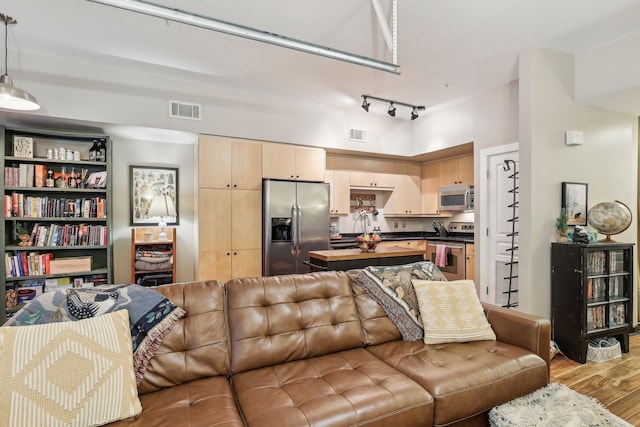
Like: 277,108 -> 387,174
361,96 -> 370,112
411,107 -> 419,120
387,102 -> 396,117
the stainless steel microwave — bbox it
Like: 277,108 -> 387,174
438,184 -> 474,211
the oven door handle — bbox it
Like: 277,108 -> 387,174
427,243 -> 465,250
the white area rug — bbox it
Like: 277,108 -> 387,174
489,383 -> 632,427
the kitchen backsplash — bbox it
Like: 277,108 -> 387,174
334,208 -> 475,235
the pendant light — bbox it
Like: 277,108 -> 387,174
0,13 -> 39,111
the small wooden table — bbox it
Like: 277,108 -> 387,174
307,247 -> 425,271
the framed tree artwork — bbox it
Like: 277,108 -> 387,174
561,182 -> 587,226
130,165 -> 179,226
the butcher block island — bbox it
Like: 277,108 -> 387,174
308,246 -> 425,271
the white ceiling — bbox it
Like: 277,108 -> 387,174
4,0 -> 640,128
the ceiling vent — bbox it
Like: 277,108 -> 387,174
348,128 -> 368,143
169,100 -> 201,120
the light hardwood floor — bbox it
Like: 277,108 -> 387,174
550,333 -> 640,425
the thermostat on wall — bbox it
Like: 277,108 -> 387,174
565,130 -> 584,146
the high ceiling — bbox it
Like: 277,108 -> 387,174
4,0 -> 640,128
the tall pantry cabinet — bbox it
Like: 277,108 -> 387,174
197,135 -> 262,282
551,242 -> 634,363
1,126 -> 113,322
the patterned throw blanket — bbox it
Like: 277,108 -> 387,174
351,261 -> 447,341
4,284 -> 186,385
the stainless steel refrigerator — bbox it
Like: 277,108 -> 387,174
263,179 -> 330,276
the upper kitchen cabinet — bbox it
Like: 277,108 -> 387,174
199,135 -> 262,190
439,154 -> 474,185
326,154 -> 350,215
350,158 -> 394,188
390,162 -> 422,215
262,143 -> 325,182
421,162 -> 441,215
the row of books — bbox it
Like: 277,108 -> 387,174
5,163 -> 43,188
586,303 -> 628,331
24,223 -> 108,248
586,250 -> 626,274
586,305 -> 606,331
5,194 -> 106,219
610,303 -> 626,327
5,251 -> 54,277
586,277 -> 626,301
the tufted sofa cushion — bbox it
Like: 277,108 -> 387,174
228,271 -> 434,426
138,280 -> 232,394
226,271 -> 365,373
105,280 -> 244,427
367,340 -> 548,426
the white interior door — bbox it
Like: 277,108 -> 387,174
480,143 -> 519,307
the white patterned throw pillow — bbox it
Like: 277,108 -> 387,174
412,279 -> 496,345
0,309 -> 142,427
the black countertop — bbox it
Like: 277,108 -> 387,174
332,232 -> 474,245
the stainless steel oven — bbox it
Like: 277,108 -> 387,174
426,241 -> 466,280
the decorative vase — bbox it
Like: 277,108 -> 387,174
555,230 -> 569,243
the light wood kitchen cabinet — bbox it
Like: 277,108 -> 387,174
421,154 -> 473,215
326,154 -> 351,215
421,161 -> 441,215
466,243 -> 475,281
391,162 -> 422,215
197,189 -> 262,282
439,154 -> 474,185
199,135 -> 262,190
262,143 -> 326,182
350,158 -> 394,188
378,239 -> 426,250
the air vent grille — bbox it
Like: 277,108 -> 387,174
348,128 -> 368,142
169,100 -> 201,120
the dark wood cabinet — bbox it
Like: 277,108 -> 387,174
551,242 -> 634,363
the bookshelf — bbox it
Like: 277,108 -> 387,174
1,126 -> 112,322
551,242 -> 634,363
130,227 -> 176,286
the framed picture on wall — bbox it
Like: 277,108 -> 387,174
130,165 -> 179,226
561,182 -> 588,226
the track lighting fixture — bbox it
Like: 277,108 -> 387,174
0,13 -> 39,111
361,96 -> 370,112
361,95 -> 424,120
387,102 -> 396,117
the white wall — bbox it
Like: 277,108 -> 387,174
111,137 -> 196,284
519,47 -> 638,319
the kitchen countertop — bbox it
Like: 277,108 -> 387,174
330,232 -> 474,244
309,246 -> 425,262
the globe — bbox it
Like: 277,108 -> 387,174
587,201 -> 632,242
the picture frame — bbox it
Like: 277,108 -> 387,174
129,165 -> 179,226
561,182 -> 588,226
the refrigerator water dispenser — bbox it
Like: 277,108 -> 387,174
271,217 -> 292,241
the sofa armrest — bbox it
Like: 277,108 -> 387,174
482,302 -> 551,375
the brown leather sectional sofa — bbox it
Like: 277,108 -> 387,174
108,270 -> 550,427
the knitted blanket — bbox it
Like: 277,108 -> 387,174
4,284 -> 185,385
352,261 -> 447,341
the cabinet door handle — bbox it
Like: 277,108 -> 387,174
227,252 -> 231,256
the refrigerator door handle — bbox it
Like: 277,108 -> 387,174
294,204 -> 302,254
291,204 -> 298,255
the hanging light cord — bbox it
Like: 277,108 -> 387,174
3,17 -> 8,76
